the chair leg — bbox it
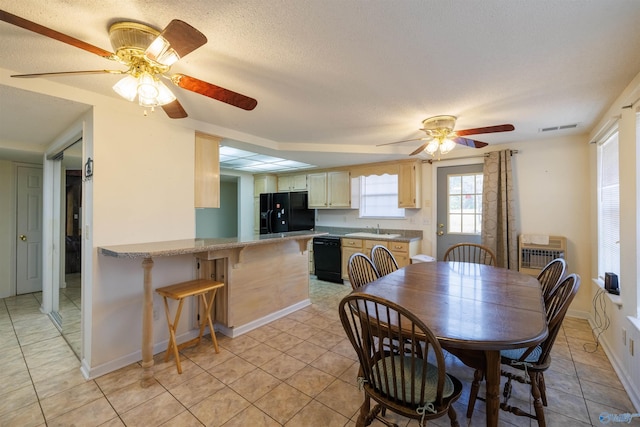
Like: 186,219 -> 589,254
448,405 -> 460,427
530,372 -> 546,427
538,372 -> 547,406
356,394 -> 371,427
466,369 -> 483,418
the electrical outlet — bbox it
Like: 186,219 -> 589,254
623,328 -> 627,345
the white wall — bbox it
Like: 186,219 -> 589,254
588,71 -> 640,410
89,105 -> 198,375
0,160 -> 14,298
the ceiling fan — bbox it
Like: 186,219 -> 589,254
380,115 -> 514,157
0,9 -> 257,118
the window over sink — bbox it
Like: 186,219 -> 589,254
359,174 -> 405,218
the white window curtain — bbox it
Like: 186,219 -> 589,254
597,131 -> 620,279
360,174 -> 404,218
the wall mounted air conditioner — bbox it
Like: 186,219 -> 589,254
518,235 -> 567,277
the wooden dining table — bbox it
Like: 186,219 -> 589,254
356,261 -> 548,427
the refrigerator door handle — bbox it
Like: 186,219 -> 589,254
267,209 -> 273,233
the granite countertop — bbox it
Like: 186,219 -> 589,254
99,230 -> 328,259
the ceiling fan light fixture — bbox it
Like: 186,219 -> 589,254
137,72 -> 159,98
439,138 -> 456,154
425,139 -> 440,155
155,80 -> 177,105
112,75 -> 138,101
145,36 -> 180,66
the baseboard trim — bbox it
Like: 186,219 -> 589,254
216,299 -> 312,338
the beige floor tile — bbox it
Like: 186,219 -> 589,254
159,410 -> 204,427
245,324 -> 282,343
95,363 -> 143,395
267,331 -> 305,352
285,364 -> 335,397
189,386 -> 251,427
0,383 -> 38,417
228,368 -> 282,403
221,405 -> 281,427
239,342 -> 284,367
260,353 -> 306,380
285,340 -> 328,364
154,358 -> 206,389
219,334 -> 261,354
269,317 -> 302,332
285,399 -> 350,427
574,361 -> 625,390
28,354 -> 81,384
207,355 -> 257,385
46,397 -> 118,427
310,349 -> 356,377
168,371 -> 226,408
120,392 -> 186,427
584,399 -> 640,426
254,382 -> 312,424
33,365 -> 88,399
40,380 -> 104,420
0,401 -> 46,427
0,368 -> 33,396
105,378 -> 165,414
580,379 -> 636,413
315,377 -> 362,418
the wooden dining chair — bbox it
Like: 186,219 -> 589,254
339,293 -> 463,427
466,273 -> 581,426
370,245 -> 399,277
537,258 -> 567,304
443,243 -> 496,266
348,253 -> 380,290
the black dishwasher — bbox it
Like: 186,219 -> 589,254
313,236 -> 343,283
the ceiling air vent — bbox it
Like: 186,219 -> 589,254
539,123 -> 579,133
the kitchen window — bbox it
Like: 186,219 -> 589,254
359,174 -> 405,218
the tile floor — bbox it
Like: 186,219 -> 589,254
0,278 -> 638,426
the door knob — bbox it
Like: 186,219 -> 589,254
19,234 -> 27,241
437,230 -> 444,236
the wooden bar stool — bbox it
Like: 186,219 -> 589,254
155,279 -> 224,373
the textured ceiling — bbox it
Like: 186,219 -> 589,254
1,1 -> 640,167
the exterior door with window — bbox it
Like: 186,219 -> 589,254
436,164 -> 484,260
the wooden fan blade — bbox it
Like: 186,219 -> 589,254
161,99 -> 188,119
454,124 -> 514,137
11,70 -> 124,78
171,74 -> 257,111
376,137 -> 430,147
453,137 -> 489,148
156,20 -> 207,59
410,141 -> 432,156
0,9 -> 115,59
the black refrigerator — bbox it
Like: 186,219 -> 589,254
259,191 -> 314,234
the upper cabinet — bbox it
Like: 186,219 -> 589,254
398,161 -> 421,208
308,170 -> 351,208
254,174 -> 277,196
278,174 -> 308,192
194,132 -> 221,208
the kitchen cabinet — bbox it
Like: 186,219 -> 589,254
278,174 -> 308,191
398,161 -> 421,208
341,237 -> 421,280
308,170 -> 351,208
341,238 -> 364,280
194,132 -> 221,208
254,174 -> 277,197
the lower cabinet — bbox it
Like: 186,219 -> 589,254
341,237 -> 420,280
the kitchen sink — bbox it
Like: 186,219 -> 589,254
344,232 -> 402,239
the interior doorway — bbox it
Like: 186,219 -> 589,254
16,165 -> 44,294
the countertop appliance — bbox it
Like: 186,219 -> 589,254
259,191 -> 314,234
313,236 -> 342,283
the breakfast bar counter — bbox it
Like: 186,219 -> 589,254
99,230 -> 327,382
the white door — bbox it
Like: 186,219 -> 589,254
436,164 -> 484,260
17,166 -> 44,294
